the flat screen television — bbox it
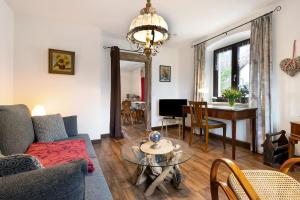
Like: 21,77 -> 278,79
159,99 -> 187,118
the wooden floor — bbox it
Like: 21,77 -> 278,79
93,124 -> 300,200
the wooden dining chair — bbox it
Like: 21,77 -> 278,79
210,157 -> 300,200
189,101 -> 226,151
121,100 -> 134,125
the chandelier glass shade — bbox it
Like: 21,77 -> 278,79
127,0 -> 170,57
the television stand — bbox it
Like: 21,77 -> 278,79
161,116 -> 182,138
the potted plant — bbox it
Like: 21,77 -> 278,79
239,85 -> 249,104
222,89 -> 242,107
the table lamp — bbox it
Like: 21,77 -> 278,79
198,88 -> 208,102
31,105 -> 47,116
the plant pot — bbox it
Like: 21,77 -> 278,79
228,99 -> 235,107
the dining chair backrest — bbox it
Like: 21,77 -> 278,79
122,100 -> 132,113
189,101 -> 208,128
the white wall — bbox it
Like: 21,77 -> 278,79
176,0 -> 300,154
120,71 -> 132,100
0,0 -> 14,104
14,16 -> 108,140
120,67 -> 142,100
12,0 -> 300,148
272,0 -> 300,154
13,14 -> 181,138
131,67 -> 142,97
151,47 -> 180,127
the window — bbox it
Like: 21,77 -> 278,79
213,39 -> 250,97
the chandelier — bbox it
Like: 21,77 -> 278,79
126,0 -> 170,58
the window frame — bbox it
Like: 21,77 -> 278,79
213,39 -> 250,97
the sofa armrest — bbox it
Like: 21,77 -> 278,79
0,159 -> 87,200
63,115 -> 78,137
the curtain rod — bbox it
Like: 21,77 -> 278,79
193,5 -> 281,47
103,46 -> 143,53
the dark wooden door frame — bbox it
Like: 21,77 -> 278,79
119,51 -> 152,132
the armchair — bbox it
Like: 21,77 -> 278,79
210,158 -> 300,200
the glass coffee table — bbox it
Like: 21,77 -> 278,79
121,137 -> 193,196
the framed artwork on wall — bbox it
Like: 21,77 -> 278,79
49,49 -> 75,75
159,65 -> 171,82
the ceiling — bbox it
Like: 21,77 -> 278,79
5,0 -> 277,46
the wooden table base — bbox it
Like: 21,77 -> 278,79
133,151 -> 183,196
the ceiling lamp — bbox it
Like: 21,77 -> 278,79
126,0 -> 170,58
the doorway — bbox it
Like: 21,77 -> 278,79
120,61 -> 145,127
109,46 -> 152,139
120,52 -> 152,132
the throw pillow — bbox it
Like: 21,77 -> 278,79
32,114 -> 68,142
63,115 -> 78,137
0,154 -> 42,177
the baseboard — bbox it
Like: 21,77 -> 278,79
91,139 -> 101,144
100,133 -> 110,138
91,133 -> 110,144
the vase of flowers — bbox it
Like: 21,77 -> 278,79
222,89 -> 242,107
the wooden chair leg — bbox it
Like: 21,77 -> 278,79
205,128 -> 209,151
200,128 -> 203,136
211,182 -> 220,200
189,127 -> 194,146
178,124 -> 181,139
223,125 -> 226,149
130,114 -> 134,125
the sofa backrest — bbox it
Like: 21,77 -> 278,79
0,105 -> 35,155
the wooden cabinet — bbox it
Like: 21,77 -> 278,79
289,122 -> 300,157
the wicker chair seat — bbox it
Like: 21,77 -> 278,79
228,170 -> 300,200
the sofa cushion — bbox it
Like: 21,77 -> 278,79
58,134 -> 97,158
63,115 -> 78,137
32,114 -> 68,142
0,154 -> 42,177
0,105 -> 35,155
0,159 -> 87,200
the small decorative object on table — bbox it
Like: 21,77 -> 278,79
149,131 -> 161,149
222,89 -> 242,107
239,85 -> 249,103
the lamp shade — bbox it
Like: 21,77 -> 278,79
31,105 -> 47,116
126,0 -> 170,57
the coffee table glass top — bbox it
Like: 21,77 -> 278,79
121,137 -> 193,167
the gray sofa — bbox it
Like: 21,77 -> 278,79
0,105 -> 113,200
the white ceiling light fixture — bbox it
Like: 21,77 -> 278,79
126,0 -> 170,58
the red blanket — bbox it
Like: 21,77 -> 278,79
26,139 -> 94,173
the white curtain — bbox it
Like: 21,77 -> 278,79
193,43 -> 206,101
249,14 -> 272,153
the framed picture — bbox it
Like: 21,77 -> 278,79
159,65 -> 171,82
49,49 -> 75,75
